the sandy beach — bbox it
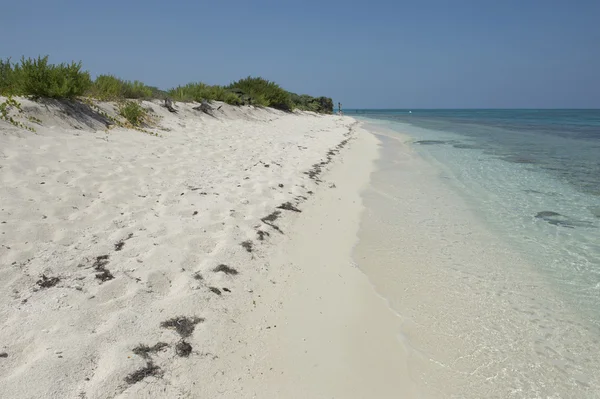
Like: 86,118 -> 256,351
0,99 -> 409,398
5,98 -> 598,399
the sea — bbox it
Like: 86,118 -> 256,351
351,109 -> 600,398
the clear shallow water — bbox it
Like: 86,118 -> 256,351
352,110 -> 600,397
354,110 -> 600,321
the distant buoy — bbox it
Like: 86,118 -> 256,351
409,111 -> 412,114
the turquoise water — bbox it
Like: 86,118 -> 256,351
354,109 -> 600,327
350,110 -> 600,397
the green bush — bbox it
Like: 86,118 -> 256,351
1,55 -> 334,114
89,75 -> 154,100
222,91 -> 242,105
7,56 -> 92,98
168,82 -> 243,105
118,101 -> 146,126
0,59 -> 17,95
314,96 -> 334,114
89,75 -> 123,99
290,93 -> 334,114
227,77 -> 293,111
122,80 -> 153,99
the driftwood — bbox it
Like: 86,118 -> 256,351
193,100 -> 214,115
163,98 -> 177,113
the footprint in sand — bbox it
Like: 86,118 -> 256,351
145,271 -> 172,296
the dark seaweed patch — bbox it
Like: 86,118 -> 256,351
93,255 -> 114,283
304,137 -> 350,182
160,316 -> 204,338
114,233 -> 134,251
261,210 -> 283,233
277,202 -> 301,213
241,240 -> 253,253
257,230 -> 270,241
132,342 -> 168,360
36,275 -> 60,289
213,264 -> 238,275
193,272 -> 203,280
124,362 -> 163,385
175,341 -> 192,357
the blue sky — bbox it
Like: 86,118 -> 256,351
1,0 -> 598,108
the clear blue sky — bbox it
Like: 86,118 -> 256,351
1,0 -> 599,108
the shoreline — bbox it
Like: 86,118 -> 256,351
220,124 -> 419,398
352,121 -> 600,397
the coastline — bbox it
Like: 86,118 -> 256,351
222,124 -> 419,398
5,101 -> 598,397
0,102 -> 369,398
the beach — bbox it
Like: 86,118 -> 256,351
3,100 -> 600,398
0,99 -> 409,398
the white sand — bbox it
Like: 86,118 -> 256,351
0,100 -> 408,398
203,126 -> 419,398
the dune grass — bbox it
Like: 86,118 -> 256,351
0,55 -> 334,114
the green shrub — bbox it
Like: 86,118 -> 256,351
1,55 -> 334,114
314,96 -> 334,114
169,82 -> 210,102
89,75 -> 154,100
118,101 -> 146,126
0,58 -> 17,95
122,80 -> 153,99
168,82 -> 242,105
227,77 -> 293,111
290,93 -> 334,114
11,56 -> 91,98
222,91 -> 242,105
89,75 -> 124,99
168,82 -> 207,102
147,86 -> 169,99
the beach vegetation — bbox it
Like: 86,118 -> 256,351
118,100 -> 147,127
1,55 -> 334,116
0,96 -> 36,132
167,82 -> 243,105
290,93 -> 333,114
0,56 -> 91,99
0,58 -> 17,95
227,77 -> 294,111
88,75 -> 155,100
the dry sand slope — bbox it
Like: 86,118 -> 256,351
0,99 -> 355,398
